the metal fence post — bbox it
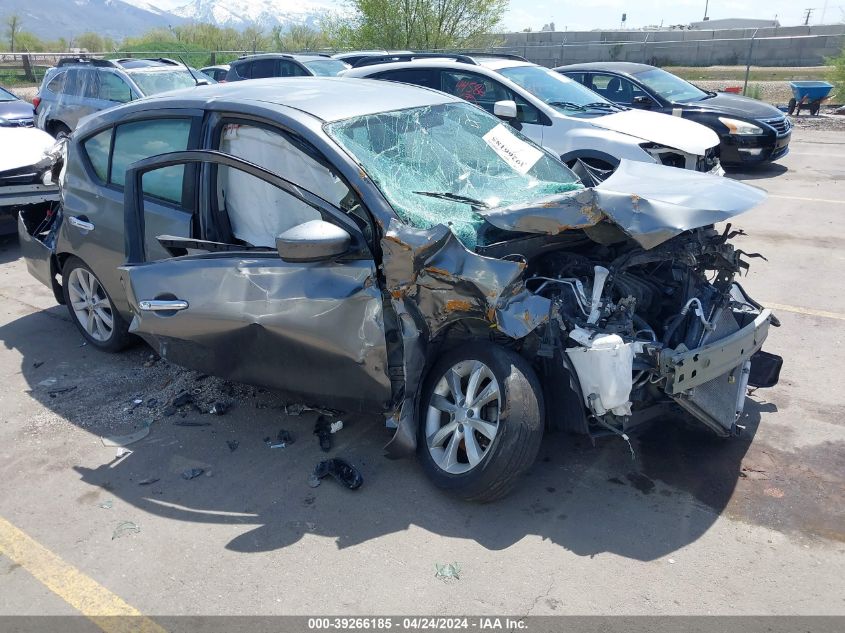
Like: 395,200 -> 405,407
642,32 -> 650,64
742,28 -> 758,96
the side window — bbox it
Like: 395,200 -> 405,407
78,70 -> 99,99
46,71 -> 66,94
217,123 -> 365,247
250,59 -> 277,78
98,73 -> 132,103
590,73 -> 646,105
374,68 -> 438,89
440,71 -> 510,114
110,119 -> 192,204
279,61 -> 309,77
62,70 -> 81,97
83,128 -> 112,182
564,72 -> 585,85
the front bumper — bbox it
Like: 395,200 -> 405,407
658,309 -> 776,435
720,132 -> 791,164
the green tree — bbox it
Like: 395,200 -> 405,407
326,0 -> 507,50
5,13 -> 23,52
14,31 -> 47,52
272,24 -> 327,51
76,32 -> 115,52
829,47 -> 845,101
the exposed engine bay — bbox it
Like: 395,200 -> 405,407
511,223 -> 781,438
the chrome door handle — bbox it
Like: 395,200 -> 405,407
68,216 -> 95,231
138,300 -> 189,312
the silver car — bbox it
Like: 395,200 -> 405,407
19,78 -> 781,500
34,57 -> 210,137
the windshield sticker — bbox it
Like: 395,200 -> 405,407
482,124 -> 543,175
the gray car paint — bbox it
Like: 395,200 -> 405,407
20,78 -> 773,456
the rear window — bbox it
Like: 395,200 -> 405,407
302,59 -> 350,76
45,71 -> 66,94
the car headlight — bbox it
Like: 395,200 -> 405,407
718,117 -> 763,135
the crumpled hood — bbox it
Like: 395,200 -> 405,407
478,159 -> 767,250
0,127 -> 58,173
588,108 -> 720,156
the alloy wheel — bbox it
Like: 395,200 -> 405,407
67,268 -> 114,342
424,359 -> 501,474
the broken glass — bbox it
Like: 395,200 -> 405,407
326,103 -> 582,248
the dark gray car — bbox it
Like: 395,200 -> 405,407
0,85 -> 35,127
19,78 -> 781,500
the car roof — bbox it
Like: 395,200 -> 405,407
201,65 -> 230,71
134,77 -> 460,123
344,59 -> 501,77
233,53 -> 332,63
554,62 -> 655,75
471,57 -> 533,71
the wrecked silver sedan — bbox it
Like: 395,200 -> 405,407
18,78 -> 782,500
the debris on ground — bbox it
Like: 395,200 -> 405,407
209,401 -> 230,415
172,392 -> 193,408
307,459 -> 363,490
137,478 -> 159,486
278,429 -> 294,444
115,447 -> 132,458
37,377 -> 57,387
48,386 -> 77,397
226,440 -> 239,452
98,500 -> 113,509
173,420 -> 211,427
32,360 -> 44,369
112,521 -> 140,540
102,426 -> 150,447
181,468 -> 205,480
314,417 -> 332,452
330,420 -> 344,434
435,562 -> 461,580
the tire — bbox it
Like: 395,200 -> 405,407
61,257 -> 130,352
51,122 -> 71,140
417,342 -> 544,502
810,100 -> 821,116
787,98 -> 797,116
567,157 -> 615,187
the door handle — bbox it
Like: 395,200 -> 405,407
68,216 -> 95,232
138,299 -> 189,312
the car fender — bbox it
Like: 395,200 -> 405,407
543,123 -> 656,165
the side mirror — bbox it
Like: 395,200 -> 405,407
275,219 -> 351,262
493,100 -> 518,120
632,95 -> 653,108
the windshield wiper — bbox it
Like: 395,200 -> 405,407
547,101 -> 587,112
583,101 -> 625,111
413,191 -> 490,208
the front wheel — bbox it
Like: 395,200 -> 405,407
62,257 -> 130,352
417,342 -> 544,502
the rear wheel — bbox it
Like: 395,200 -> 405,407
51,122 -> 71,139
417,342 -> 544,502
787,98 -> 797,116
62,257 -> 130,352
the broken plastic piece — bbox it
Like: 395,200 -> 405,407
307,459 -> 363,490
330,421 -> 344,434
172,392 -> 193,407
210,401 -> 230,415
435,562 -> 461,580
112,521 -> 140,540
181,468 -> 204,480
314,417 -> 332,452
37,377 -> 57,387
98,500 -> 113,509
115,447 -> 132,458
226,440 -> 239,452
138,478 -> 159,486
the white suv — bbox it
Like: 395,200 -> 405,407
344,56 -> 722,184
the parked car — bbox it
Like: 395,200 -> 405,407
0,85 -> 36,127
556,62 -> 792,164
225,54 -> 350,80
200,64 -> 230,82
34,57 -> 211,137
19,78 -> 781,500
0,127 -> 60,234
344,56 -> 722,185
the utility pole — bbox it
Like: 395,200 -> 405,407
704,0 -> 709,21
803,7 -> 814,25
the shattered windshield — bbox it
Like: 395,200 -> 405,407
303,59 -> 351,76
326,103 -> 582,248
498,66 -> 617,114
127,69 -> 199,96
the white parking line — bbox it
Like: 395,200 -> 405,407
768,194 -> 845,205
766,302 -> 845,322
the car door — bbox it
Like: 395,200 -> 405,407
67,114 -> 201,312
118,127 -> 391,411
249,58 -> 278,79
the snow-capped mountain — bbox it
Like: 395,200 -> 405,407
172,0 -> 331,29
